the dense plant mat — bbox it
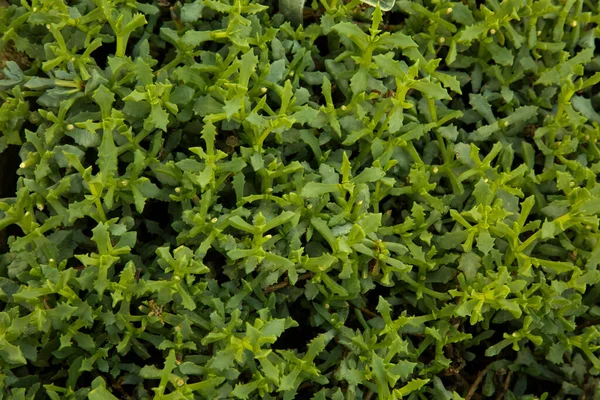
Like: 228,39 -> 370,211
1,0 -> 600,398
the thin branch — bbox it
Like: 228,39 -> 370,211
577,319 -> 600,330
359,307 -> 379,319
298,381 -> 313,392
465,364 -> 492,400
348,302 -> 379,319
42,296 -> 52,310
496,370 -> 513,400
263,272 -> 314,293
454,373 -> 471,392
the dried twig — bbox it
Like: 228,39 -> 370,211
348,302 -> 379,319
41,296 -> 52,310
263,272 -> 314,293
454,373 -> 471,392
577,319 -> 600,330
496,370 -> 513,400
358,307 -> 379,319
465,364 -> 492,400
297,381 -> 313,392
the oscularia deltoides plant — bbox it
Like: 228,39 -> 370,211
1,0 -> 600,399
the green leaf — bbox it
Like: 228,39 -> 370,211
262,318 -> 287,338
321,273 -> 349,296
503,106 -> 538,125
91,222 -> 111,254
450,3 -> 475,25
340,362 -> 365,386
469,94 -> 496,124
201,119 -> 217,156
24,77 -> 55,90
266,59 -> 287,83
181,30 -> 213,47
547,342 -> 568,365
372,352 -> 391,399
305,282 -> 319,300
540,220 -> 556,239
458,252 -> 481,281
232,381 -> 260,399
376,296 -> 392,322
148,104 -> 170,132
411,80 -> 450,100
301,183 -> 339,198
0,337 -> 27,365
331,23 -> 369,51
229,216 -> 259,234
438,125 -> 459,141
278,368 -> 301,392
171,86 -> 195,106
67,128 -> 101,148
311,218 -> 337,250
264,211 -> 296,231
536,48 -> 594,86
457,24 -> 487,43
394,378 -> 430,397
194,95 -> 224,116
390,360 -> 417,380
279,0 -> 305,26
572,96 -> 600,123
239,50 -> 258,88
485,339 -> 511,357
98,129 -> 118,178
373,53 -> 409,77
88,377 -> 119,400
476,230 -> 495,255
92,85 -> 115,118
380,32 -> 418,49
212,349 -> 235,371
180,1 -> 205,23
352,167 -> 385,184
485,42 -> 514,66
350,68 -> 369,95
304,332 -> 332,361
134,58 -> 153,86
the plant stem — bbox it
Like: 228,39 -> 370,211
264,272 -> 314,293
495,370 -> 513,400
465,363 -> 492,400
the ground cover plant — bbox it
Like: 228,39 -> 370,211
1,0 -> 600,398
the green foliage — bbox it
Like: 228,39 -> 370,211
1,0 -> 600,399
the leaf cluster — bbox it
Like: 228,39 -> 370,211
1,0 -> 600,399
